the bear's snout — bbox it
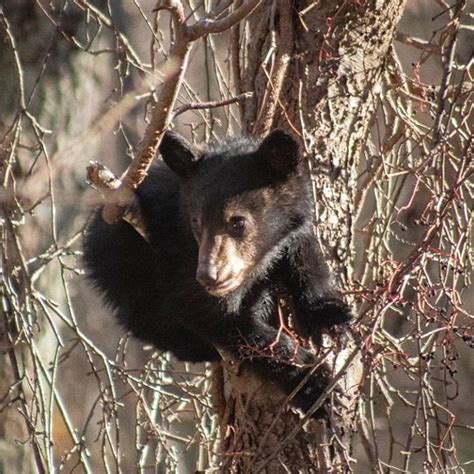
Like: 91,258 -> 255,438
196,262 -> 219,287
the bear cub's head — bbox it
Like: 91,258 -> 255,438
159,130 -> 311,297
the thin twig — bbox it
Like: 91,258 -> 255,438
173,91 -> 253,117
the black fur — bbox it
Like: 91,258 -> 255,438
83,130 -> 352,415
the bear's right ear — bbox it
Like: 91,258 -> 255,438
159,131 -> 202,178
257,130 -> 301,177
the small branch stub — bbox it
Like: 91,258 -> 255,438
87,161 -> 149,240
86,161 -> 122,192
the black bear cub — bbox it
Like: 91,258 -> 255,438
84,130 -> 352,415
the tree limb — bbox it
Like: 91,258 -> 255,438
173,91 -> 253,117
95,0 -> 262,227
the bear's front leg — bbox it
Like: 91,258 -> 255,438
217,315 -> 335,418
282,231 -> 353,340
293,297 -> 353,337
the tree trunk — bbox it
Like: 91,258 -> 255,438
218,1 -> 407,471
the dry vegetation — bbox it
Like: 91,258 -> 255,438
0,0 -> 472,472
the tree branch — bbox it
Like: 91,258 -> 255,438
252,0 -> 293,135
173,91 -> 253,117
153,0 -> 186,25
186,0 -> 262,40
395,31 -> 441,54
87,162 -> 148,240
95,0 -> 262,227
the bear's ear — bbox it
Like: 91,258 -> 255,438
159,131 -> 202,177
257,130 -> 301,176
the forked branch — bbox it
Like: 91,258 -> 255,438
88,0 -> 262,228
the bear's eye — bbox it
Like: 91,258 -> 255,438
228,216 -> 246,236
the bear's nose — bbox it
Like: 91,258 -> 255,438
196,263 -> 219,287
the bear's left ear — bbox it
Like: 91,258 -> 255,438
159,131 -> 202,178
257,130 -> 301,176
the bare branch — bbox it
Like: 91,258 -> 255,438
433,0 -> 467,143
395,31 -> 441,54
173,91 -> 253,117
87,162 -> 149,240
186,0 -> 262,40
0,8 -> 26,109
153,0 -> 186,25
74,0 -> 145,69
252,0 -> 293,135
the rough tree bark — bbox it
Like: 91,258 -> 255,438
216,1 -> 408,471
